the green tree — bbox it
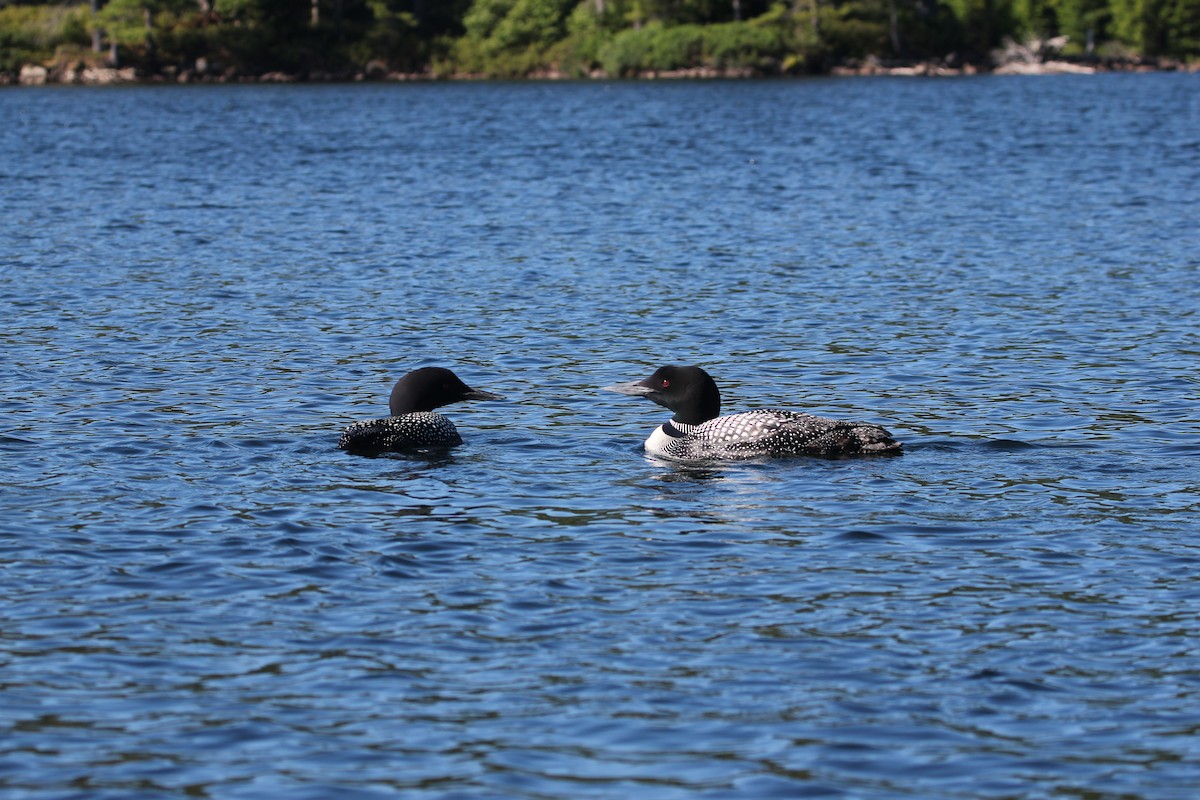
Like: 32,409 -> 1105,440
633,0 -> 775,23
1170,0 -> 1200,53
404,0 -> 473,36
816,0 -> 891,59
212,0 -> 322,71
462,0 -> 573,49
1112,0 -> 1200,54
1111,0 -> 1157,51
0,2 -> 92,69
97,0 -> 193,53
351,0 -> 420,68
457,0 -> 574,73
941,0 -> 1018,55
1047,0 -> 1109,49
2,0 -> 1196,79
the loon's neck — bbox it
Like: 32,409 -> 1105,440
664,420 -> 698,437
645,420 -> 702,456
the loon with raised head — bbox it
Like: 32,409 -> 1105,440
338,367 -> 502,454
604,365 -> 902,460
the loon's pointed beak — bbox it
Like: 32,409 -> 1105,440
603,380 -> 654,398
462,388 -> 504,402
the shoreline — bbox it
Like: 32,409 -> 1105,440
6,54 -> 1197,87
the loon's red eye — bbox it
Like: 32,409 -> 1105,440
661,379 -> 670,388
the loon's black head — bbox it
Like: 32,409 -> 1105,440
389,367 -> 502,415
603,365 -> 721,426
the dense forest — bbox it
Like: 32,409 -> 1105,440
3,0 -> 1198,82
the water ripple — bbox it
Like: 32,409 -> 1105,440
1,76 -> 1199,799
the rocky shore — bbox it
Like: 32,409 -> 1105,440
4,38 -> 1196,86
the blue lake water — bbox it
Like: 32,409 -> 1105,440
2,75 -> 1199,798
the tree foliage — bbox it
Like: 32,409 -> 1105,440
2,0 -> 1195,78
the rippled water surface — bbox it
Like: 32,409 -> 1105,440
2,75 -> 1199,798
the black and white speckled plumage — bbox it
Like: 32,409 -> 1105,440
338,367 -> 500,455
338,411 -> 463,452
605,365 -> 902,461
651,410 -> 900,460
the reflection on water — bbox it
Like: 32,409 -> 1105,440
1,75 -> 1199,798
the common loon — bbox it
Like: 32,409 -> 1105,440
338,367 -> 501,454
604,365 -> 902,460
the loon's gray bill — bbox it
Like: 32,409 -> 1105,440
602,380 -> 654,397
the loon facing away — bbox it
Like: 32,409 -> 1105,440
338,367 -> 501,454
604,365 -> 902,460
